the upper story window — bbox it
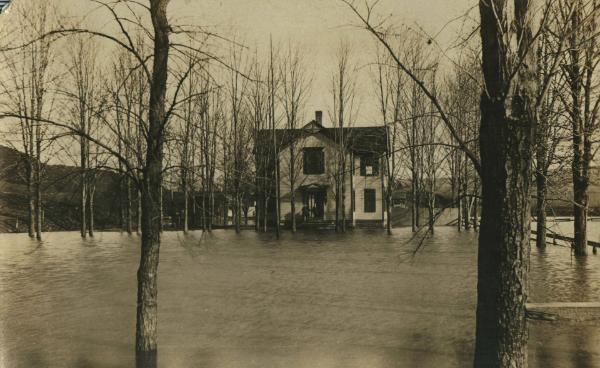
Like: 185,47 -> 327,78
303,147 -> 325,175
360,153 -> 379,176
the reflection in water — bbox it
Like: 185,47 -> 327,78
0,228 -> 599,367
137,351 -> 157,368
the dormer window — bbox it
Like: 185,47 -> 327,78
303,147 -> 325,175
360,154 -> 379,176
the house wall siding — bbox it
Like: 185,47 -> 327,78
277,131 -> 385,223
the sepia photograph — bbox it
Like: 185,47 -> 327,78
0,0 -> 599,367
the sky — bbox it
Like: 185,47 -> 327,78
0,0 -> 478,159
175,0 -> 478,124
190,0 -> 476,121
51,0 -> 478,125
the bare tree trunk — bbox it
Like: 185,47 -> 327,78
27,153 -> 35,238
88,184 -> 95,237
473,195 -> 479,232
34,132 -> 42,240
275,157 -> 281,237
463,159 -> 470,230
290,144 -> 296,233
119,176 -> 124,232
183,183 -> 189,233
263,195 -> 268,233
350,153 -> 356,228
202,181 -> 207,231
159,186 -> 163,233
80,137 -> 87,238
573,178 -> 588,255
457,180 -> 463,232
341,162 -> 346,232
269,40 -> 280,239
126,176 -> 133,235
135,0 -> 170,356
209,182 -> 214,231
428,179 -> 435,233
535,169 -> 547,249
411,167 -> 417,232
137,188 -> 142,234
473,1 -> 538,366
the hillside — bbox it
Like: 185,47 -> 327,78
0,145 -> 122,232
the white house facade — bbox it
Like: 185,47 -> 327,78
257,111 -> 388,228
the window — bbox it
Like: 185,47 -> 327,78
360,154 -> 379,176
364,189 -> 376,213
303,147 -> 324,175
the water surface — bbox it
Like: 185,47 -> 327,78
0,227 -> 599,367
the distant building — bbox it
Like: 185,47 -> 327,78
256,111 -> 388,228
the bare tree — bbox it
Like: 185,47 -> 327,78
342,1 -> 550,366
330,41 -> 357,232
249,57 -> 271,232
227,43 -> 250,233
280,43 -> 311,232
64,35 -> 105,237
474,0 -> 541,365
373,46 -> 404,234
559,0 -> 600,255
0,1 -> 59,240
268,38 -> 282,238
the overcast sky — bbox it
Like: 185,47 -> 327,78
51,0 -> 477,125
1,0 -> 477,132
174,0 -> 478,124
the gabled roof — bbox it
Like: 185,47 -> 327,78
257,120 -> 388,155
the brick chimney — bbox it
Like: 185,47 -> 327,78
315,111 -> 322,125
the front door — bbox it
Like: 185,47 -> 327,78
303,190 -> 326,220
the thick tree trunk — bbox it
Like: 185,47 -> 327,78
135,0 -> 170,356
474,1 -> 537,367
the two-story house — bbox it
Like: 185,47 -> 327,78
256,111 -> 388,228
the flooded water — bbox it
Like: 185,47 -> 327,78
0,226 -> 599,368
